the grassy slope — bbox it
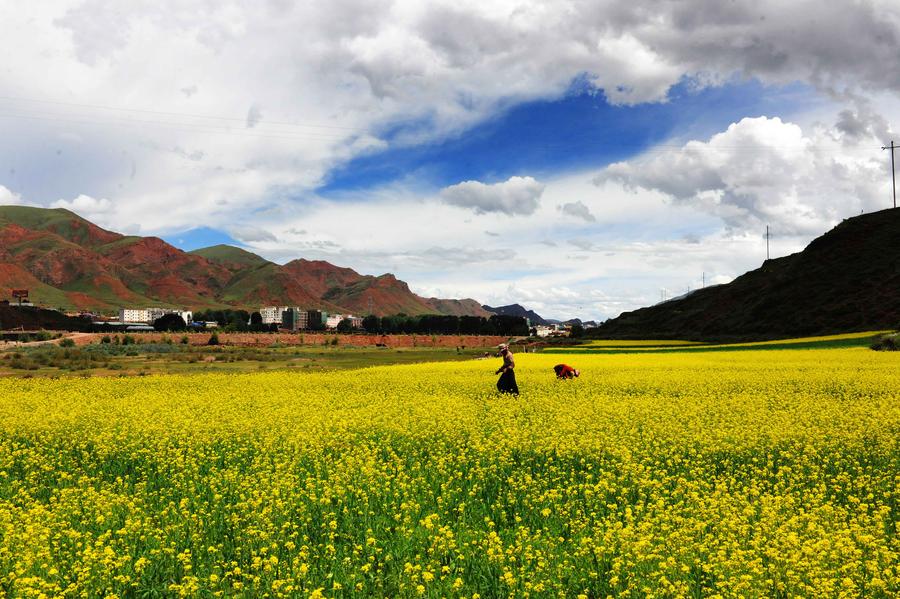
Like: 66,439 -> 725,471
189,245 -> 271,268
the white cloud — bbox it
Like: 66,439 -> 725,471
440,176 -> 545,216
51,194 -> 112,220
597,116 -> 891,235
229,226 -> 278,243
0,185 -> 24,205
559,201 -> 596,222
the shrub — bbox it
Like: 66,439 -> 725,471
207,333 -> 220,346
59,338 -> 76,348
871,334 -> 899,351
180,336 -> 190,345
101,335 -> 112,344
122,335 -> 135,346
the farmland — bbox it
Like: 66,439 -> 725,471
0,340 -> 898,597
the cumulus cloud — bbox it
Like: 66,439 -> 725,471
51,194 -> 112,219
440,176 -> 545,216
0,185 -> 24,205
596,116 -> 889,235
228,226 -> 278,243
558,201 -> 596,222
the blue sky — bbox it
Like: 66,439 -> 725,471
318,79 -> 814,197
162,227 -> 242,252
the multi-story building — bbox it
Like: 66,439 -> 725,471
306,310 -> 325,330
119,308 -> 151,323
260,306 -> 288,325
325,314 -> 363,330
146,307 -> 168,323
120,307 -> 192,325
281,307 -> 308,331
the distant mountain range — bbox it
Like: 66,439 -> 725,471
482,303 -> 551,325
0,206 -> 491,316
594,208 -> 900,341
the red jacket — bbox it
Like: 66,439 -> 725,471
554,364 -> 577,379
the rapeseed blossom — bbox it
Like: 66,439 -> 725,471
0,347 -> 897,596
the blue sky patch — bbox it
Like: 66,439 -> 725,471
162,227 -> 241,252
318,78 -> 814,196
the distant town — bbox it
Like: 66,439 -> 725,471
1,289 -> 583,338
114,306 -> 357,333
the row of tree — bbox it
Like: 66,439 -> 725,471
361,314 -> 529,336
173,309 -> 529,336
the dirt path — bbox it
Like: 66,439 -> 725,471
0,331 -> 94,349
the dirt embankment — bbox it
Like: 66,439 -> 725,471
69,332 -> 513,348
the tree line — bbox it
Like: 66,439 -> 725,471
185,309 -> 529,336
361,314 -> 529,336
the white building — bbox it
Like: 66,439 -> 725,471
260,306 -> 288,325
325,314 -> 363,329
146,307 -> 168,323
120,307 -> 192,325
120,308 -> 151,323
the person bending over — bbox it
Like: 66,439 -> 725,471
554,363 -> 580,379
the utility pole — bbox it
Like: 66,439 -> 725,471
766,226 -> 770,261
701,271 -> 705,288
882,140 -> 897,208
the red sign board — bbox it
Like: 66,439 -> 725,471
11,289 -> 28,300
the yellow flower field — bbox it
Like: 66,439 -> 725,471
0,347 -> 898,597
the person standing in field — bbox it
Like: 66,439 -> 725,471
495,343 -> 519,395
554,363 -> 580,379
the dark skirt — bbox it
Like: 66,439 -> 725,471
497,369 -> 519,395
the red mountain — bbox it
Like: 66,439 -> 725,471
0,206 -> 490,317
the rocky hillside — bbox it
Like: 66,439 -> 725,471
594,208 -> 900,341
0,206 -> 489,316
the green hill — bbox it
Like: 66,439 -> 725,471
189,244 -> 271,268
594,208 -> 900,341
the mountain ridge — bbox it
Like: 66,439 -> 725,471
0,206 -> 490,317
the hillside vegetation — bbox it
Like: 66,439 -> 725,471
594,208 -> 900,341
